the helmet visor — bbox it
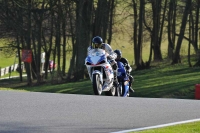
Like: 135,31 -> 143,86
92,43 -> 102,48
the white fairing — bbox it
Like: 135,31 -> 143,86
88,49 -> 105,64
87,44 -> 117,60
85,49 -> 114,91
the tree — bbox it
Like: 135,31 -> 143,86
193,0 -> 200,66
93,0 -> 115,44
167,0 -> 177,59
149,0 -> 164,61
132,0 -> 146,70
172,0 -> 192,64
68,0 -> 93,80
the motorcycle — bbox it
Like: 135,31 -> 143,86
116,61 -> 130,97
85,49 -> 118,96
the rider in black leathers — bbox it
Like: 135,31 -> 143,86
114,49 -> 134,93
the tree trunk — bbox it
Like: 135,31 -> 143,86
132,0 -> 146,70
25,0 -> 33,85
74,0 -> 93,80
193,0 -> 200,66
172,0 -> 191,64
151,0 -> 162,61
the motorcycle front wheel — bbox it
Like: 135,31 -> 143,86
92,73 -> 102,95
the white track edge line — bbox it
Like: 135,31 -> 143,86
111,118 -> 200,133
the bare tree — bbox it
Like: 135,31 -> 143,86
193,0 -> 200,66
132,0 -> 147,70
167,0 -> 177,59
172,0 -> 191,64
92,0 -> 116,44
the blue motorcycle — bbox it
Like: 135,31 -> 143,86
116,61 -> 130,97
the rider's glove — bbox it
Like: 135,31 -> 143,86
110,59 -> 116,66
107,55 -> 113,60
110,60 -> 117,71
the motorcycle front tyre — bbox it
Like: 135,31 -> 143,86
92,73 -> 102,95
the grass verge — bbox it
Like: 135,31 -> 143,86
131,121 -> 200,133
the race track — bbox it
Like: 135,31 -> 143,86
1,91 -> 200,133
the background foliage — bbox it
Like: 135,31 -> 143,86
0,0 -> 200,85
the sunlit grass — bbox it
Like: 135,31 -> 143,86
131,121 -> 200,133
0,56 -> 199,100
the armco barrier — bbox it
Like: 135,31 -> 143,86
0,64 -> 18,77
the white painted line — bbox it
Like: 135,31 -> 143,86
111,118 -> 200,133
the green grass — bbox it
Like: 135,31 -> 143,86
0,55 -> 16,68
0,39 -> 16,68
131,121 -> 200,133
0,57 -> 199,99
0,71 -> 26,79
132,63 -> 198,99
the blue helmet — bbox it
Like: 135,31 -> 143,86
92,36 -> 103,48
114,49 -> 122,60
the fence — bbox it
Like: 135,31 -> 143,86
0,64 -> 18,77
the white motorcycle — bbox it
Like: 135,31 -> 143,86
85,49 -> 118,96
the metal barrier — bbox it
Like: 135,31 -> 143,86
0,64 -> 18,77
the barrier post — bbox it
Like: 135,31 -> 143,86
195,84 -> 200,100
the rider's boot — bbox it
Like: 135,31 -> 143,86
129,86 -> 134,93
128,76 -> 134,93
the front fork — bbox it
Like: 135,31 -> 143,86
92,70 -> 103,85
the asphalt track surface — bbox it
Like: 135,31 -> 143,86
1,91 -> 200,133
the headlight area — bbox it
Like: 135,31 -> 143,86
97,60 -> 105,65
86,60 -> 105,65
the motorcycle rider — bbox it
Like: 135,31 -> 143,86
114,49 -> 134,93
87,36 -> 118,90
